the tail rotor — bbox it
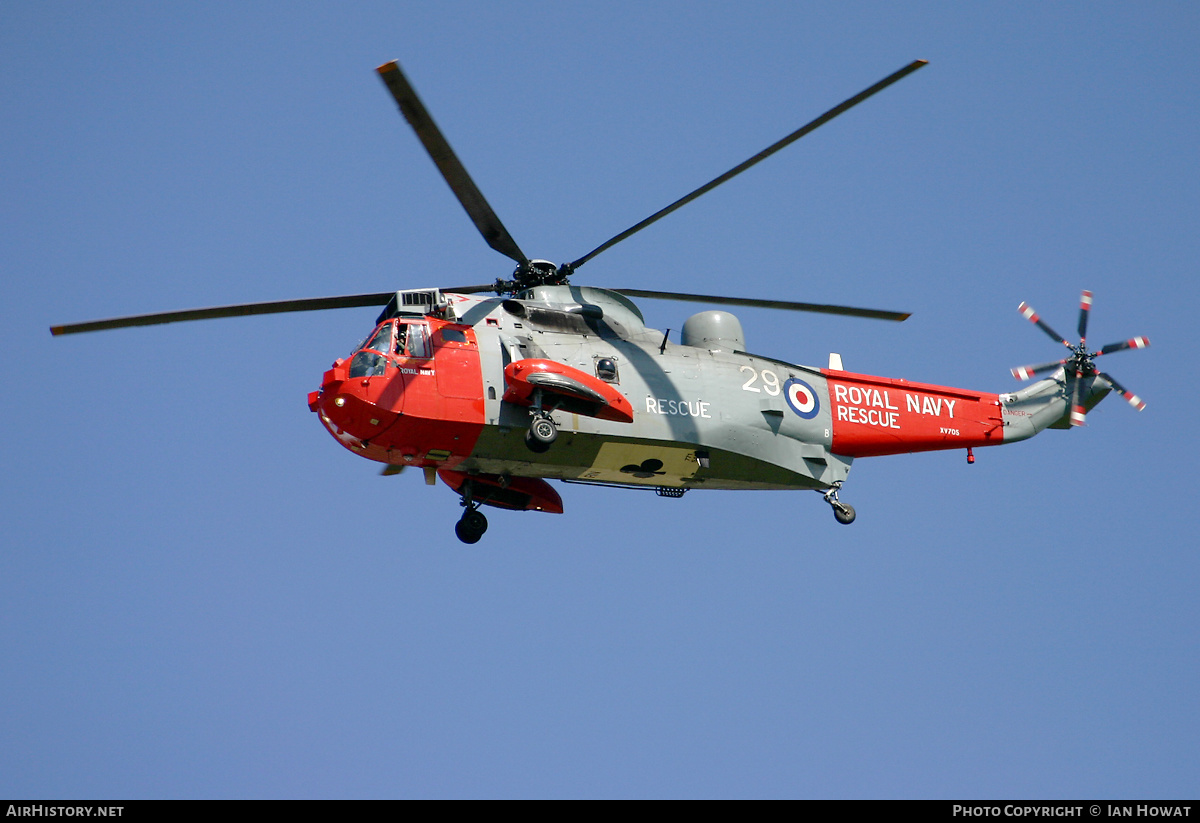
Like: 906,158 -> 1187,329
1011,291 -> 1149,426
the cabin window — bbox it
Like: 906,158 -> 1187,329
441,328 -> 468,344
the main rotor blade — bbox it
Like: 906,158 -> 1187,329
568,59 -> 928,271
613,288 -> 909,321
51,285 -> 502,336
50,293 -> 397,336
443,284 -> 502,294
377,61 -> 529,266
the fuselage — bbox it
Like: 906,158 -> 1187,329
309,287 -> 1089,499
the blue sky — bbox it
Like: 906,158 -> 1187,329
3,2 -> 1197,798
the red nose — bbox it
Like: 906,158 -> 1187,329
310,362 -> 397,444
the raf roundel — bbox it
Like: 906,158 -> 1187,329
784,378 -> 820,419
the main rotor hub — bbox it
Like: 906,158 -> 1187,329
523,260 -> 565,284
495,259 -> 572,294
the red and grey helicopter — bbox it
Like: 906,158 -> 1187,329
52,59 -> 1149,543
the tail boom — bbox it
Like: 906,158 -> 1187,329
823,368 -> 1112,457
823,370 -> 1005,457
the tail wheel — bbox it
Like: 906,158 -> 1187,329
833,504 -> 856,525
821,482 -> 856,525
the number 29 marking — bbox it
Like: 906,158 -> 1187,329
740,366 -> 780,396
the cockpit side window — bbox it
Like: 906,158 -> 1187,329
349,321 -> 394,372
365,321 -> 393,354
349,351 -> 386,378
397,321 -> 431,359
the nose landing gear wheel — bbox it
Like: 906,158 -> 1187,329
455,509 -> 488,544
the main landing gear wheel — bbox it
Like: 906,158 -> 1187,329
454,479 -> 489,544
821,482 -> 857,525
524,414 -> 557,453
455,509 -> 488,544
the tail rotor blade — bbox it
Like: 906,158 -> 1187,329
1077,289 -> 1093,344
1011,359 -> 1067,380
1018,302 -> 1072,349
1069,366 -> 1087,427
1098,372 -> 1147,411
1098,336 -> 1150,356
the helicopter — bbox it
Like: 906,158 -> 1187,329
51,58 -> 1150,544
